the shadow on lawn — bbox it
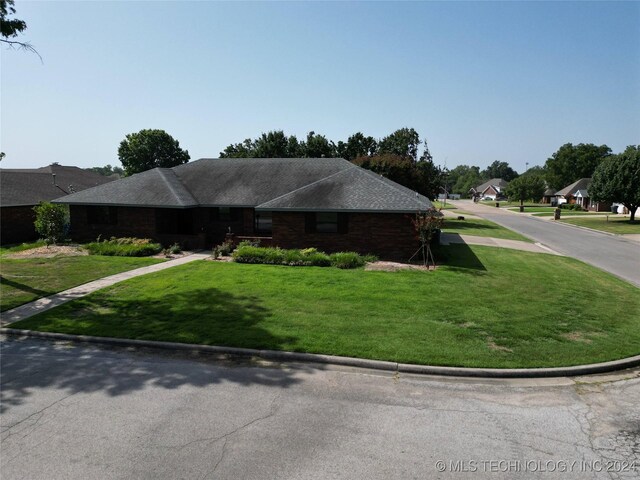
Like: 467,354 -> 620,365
1,288 -> 314,413
0,275 -> 49,298
435,244 -> 486,274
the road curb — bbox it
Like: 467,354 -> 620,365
3,328 -> 639,379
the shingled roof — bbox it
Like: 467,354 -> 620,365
55,158 -> 434,213
1,165 -> 116,207
472,178 -> 509,193
555,178 -> 591,197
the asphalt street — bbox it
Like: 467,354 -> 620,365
2,336 -> 639,480
450,200 -> 640,287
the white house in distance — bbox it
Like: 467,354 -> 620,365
469,178 -> 509,200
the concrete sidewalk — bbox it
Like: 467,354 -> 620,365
1,252 -> 211,326
440,233 -> 562,255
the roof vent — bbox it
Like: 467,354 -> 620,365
69,184 -> 75,193
52,173 -> 57,186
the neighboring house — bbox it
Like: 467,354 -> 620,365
0,164 -> 116,244
469,178 -> 509,200
53,158 -> 435,260
553,178 -> 610,212
541,187 -> 556,205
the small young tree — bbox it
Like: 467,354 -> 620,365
33,202 -> 68,245
504,174 -> 546,211
409,209 -> 443,269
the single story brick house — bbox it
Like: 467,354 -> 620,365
0,164 -> 116,244
53,158 -> 434,260
554,178 -> 611,212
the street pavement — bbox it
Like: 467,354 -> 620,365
2,336 -> 639,480
449,200 -> 640,287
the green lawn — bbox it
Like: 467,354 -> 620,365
0,256 -> 164,311
507,207 -> 556,213
442,218 -> 532,242
481,201 -> 547,207
559,216 -> 640,234
433,200 -> 457,210
532,211 -> 603,217
11,245 -> 640,368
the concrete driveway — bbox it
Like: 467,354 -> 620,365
450,200 -> 640,287
2,336 -> 639,479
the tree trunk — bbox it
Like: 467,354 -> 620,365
627,204 -> 637,222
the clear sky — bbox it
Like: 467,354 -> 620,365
1,1 -> 638,173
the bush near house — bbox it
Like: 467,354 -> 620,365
231,245 -> 376,269
559,204 -> 585,211
85,237 -> 162,257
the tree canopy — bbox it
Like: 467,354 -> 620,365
118,129 -> 190,176
481,160 -> 519,182
219,128 -> 444,198
544,143 -> 611,191
589,145 -> 640,222
504,174 -> 546,206
1,0 -> 39,59
86,164 -> 124,177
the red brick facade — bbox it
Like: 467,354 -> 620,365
271,212 -> 418,260
1,206 -> 38,245
68,206 -> 420,259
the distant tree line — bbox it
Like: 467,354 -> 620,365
219,128 -> 446,199
446,142 -> 620,199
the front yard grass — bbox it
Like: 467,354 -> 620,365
0,256 -> 164,311
442,218 -> 532,242
11,245 -> 640,369
559,216 -> 640,234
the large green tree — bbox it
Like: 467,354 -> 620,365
504,174 -> 546,210
86,164 -> 124,177
447,165 -> 482,197
301,131 -> 336,158
544,143 -> 611,191
378,128 -> 421,161
589,145 -> 640,222
118,129 -> 190,176
481,160 -> 519,182
336,132 -> 378,161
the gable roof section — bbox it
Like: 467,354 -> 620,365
172,157 -> 352,206
54,158 -> 433,213
473,178 -> 509,193
1,165 -> 115,207
555,178 -> 591,197
256,167 -> 433,212
55,168 -> 198,208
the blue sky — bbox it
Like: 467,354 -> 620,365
2,1 -> 638,172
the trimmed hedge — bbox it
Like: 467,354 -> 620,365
85,237 -> 163,257
232,246 -> 375,269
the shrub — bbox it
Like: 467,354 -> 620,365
214,239 -> 235,256
33,202 -> 69,245
559,203 -> 584,211
232,246 -> 369,269
168,243 -> 182,254
85,237 -> 162,257
330,252 -> 367,269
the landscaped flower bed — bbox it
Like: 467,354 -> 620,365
85,237 -> 163,257
231,245 -> 376,269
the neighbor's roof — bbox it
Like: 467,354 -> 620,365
1,165 -> 116,207
575,189 -> 589,197
555,178 -> 591,197
54,158 -> 434,213
472,178 -> 509,192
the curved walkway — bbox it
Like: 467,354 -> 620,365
0,252 -> 211,326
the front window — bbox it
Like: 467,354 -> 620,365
316,212 -> 338,233
255,211 -> 272,234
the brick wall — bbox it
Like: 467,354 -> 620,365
1,206 -> 38,244
69,205 -> 257,249
272,212 -> 419,261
